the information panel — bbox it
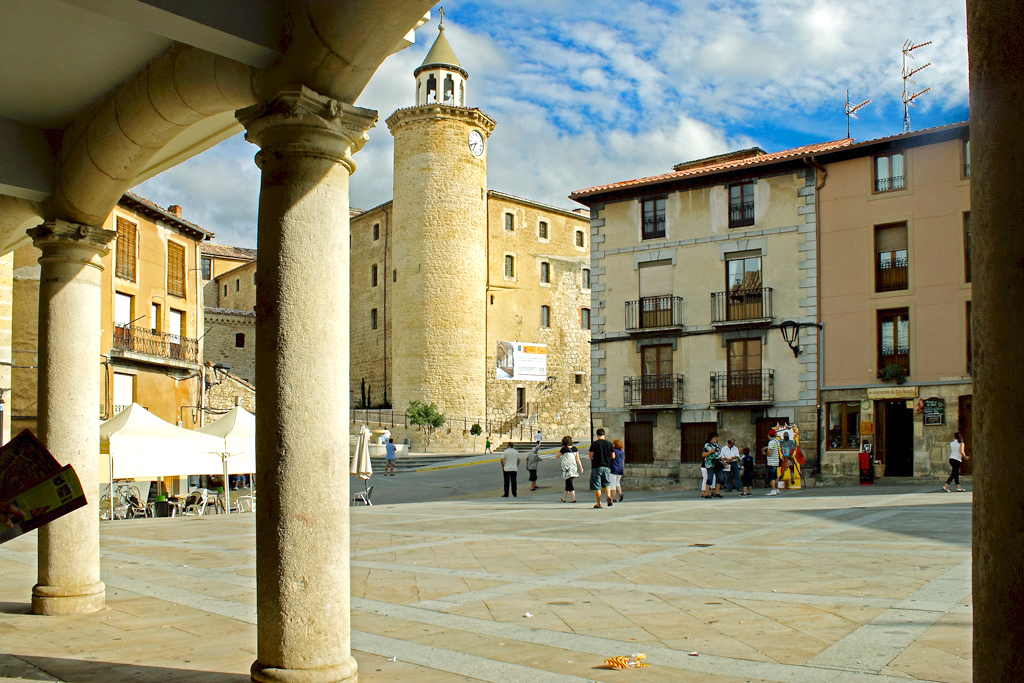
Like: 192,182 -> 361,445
496,341 -> 548,381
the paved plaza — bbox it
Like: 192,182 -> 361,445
0,486 -> 971,682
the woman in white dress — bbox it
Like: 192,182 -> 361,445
558,435 -> 584,503
943,432 -> 968,492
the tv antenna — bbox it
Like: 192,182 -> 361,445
902,39 -> 932,133
845,89 -> 871,139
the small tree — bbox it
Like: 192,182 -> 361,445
470,423 -> 482,450
408,400 -> 445,450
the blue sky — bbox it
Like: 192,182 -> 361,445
136,0 -> 969,248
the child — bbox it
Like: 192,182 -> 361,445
740,447 -> 754,497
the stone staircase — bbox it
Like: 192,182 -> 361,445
349,435 -> 482,472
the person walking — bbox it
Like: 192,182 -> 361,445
720,438 -> 741,492
588,428 -> 615,508
740,447 -> 754,496
484,436 -> 492,454
501,443 -> 520,497
528,445 -> 541,491
702,433 -> 723,499
764,429 -> 781,495
535,429 -> 543,449
384,438 -> 397,476
559,436 -> 584,503
943,432 -> 969,492
610,438 -> 625,502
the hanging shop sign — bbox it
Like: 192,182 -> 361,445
923,397 -> 946,426
867,386 -> 919,400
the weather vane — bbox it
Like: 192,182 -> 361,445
902,40 -> 932,133
844,89 -> 871,139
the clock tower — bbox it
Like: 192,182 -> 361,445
386,15 -> 496,419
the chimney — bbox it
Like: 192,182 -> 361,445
167,205 -> 182,218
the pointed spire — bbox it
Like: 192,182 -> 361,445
420,12 -> 462,70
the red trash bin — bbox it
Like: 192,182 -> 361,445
859,452 -> 873,485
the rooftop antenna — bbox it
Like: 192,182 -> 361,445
902,39 -> 932,133
845,89 -> 871,139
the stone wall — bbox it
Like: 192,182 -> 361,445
215,260 -> 257,313
204,308 -> 257,385
349,204 -> 392,408
204,367 -> 256,415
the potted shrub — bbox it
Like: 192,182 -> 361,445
877,364 -> 907,385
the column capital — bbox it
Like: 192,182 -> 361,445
28,220 -> 116,268
237,86 -> 378,174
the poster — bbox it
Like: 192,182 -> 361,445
496,341 -> 548,381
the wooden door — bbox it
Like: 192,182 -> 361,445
625,421 -> 654,464
681,422 -> 717,463
727,339 -> 762,402
516,387 -> 526,414
959,394 -> 973,475
641,344 -> 672,405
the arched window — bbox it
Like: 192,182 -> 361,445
443,74 -> 455,104
541,306 -> 551,328
426,74 -> 437,103
540,262 -> 550,283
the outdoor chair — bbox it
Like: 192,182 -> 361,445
182,489 -> 210,516
235,493 -> 255,513
353,485 -> 373,506
124,493 -> 152,519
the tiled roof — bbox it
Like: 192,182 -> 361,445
205,307 -> 256,318
120,192 -> 213,238
202,243 -> 257,260
570,138 -> 854,201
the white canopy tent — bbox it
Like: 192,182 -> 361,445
100,403 -> 224,479
197,406 -> 257,512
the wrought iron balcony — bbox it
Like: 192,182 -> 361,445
729,200 -> 755,228
875,175 -> 905,192
710,370 -> 774,404
625,295 -> 684,332
711,287 -> 773,325
112,325 -> 200,365
875,258 -> 908,292
624,374 -> 684,407
878,347 -> 910,377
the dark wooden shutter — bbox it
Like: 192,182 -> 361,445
681,422 -> 717,463
167,242 -> 186,298
115,217 -> 137,282
625,421 -> 654,464
875,223 -> 908,253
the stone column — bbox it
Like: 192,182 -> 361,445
30,220 -> 115,615
237,86 -> 377,683
968,1 -> 1024,679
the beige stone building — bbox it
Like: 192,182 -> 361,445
203,254 -> 257,385
571,141 -> 850,486
348,21 -> 592,444
12,193 -> 209,433
814,122 -> 972,480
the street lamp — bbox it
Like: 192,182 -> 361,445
780,320 -> 800,357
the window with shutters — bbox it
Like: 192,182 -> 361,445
637,260 -> 675,328
875,222 -> 908,292
115,217 -> 137,282
167,242 -> 186,298
874,152 -> 905,192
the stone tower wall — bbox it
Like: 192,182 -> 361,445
387,105 -> 495,418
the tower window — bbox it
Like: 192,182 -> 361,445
582,268 -> 591,289
541,305 -> 550,328
581,308 -> 591,330
426,74 -> 437,103
372,264 -> 378,287
504,255 -> 515,278
540,262 -> 550,284
373,223 -> 380,240
236,279 -> 240,292
393,269 -> 397,282
371,309 -> 378,330
504,213 -> 514,231
443,74 -> 455,104
235,333 -> 245,348
576,230 -> 585,247
539,221 -> 548,239
224,284 -> 228,297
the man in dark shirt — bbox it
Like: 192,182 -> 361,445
588,428 -> 616,508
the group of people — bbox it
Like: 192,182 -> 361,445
499,428 -> 625,508
699,428 -> 793,498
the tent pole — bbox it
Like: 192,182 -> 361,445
223,455 -> 231,514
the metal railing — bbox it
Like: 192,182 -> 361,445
878,347 -> 910,375
729,200 -> 755,228
112,325 -> 199,364
875,258 -> 908,292
710,370 -> 774,404
623,374 -> 684,406
875,175 -> 905,192
625,296 -> 684,331
349,406 -> 535,441
711,287 -> 773,323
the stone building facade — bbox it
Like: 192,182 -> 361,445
815,123 -> 972,482
11,193 -> 209,433
571,142 -> 850,487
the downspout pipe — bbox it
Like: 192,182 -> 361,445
805,155 -> 827,471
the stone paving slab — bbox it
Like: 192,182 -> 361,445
0,488 -> 970,682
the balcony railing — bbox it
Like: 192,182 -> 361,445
113,325 -> 199,364
710,370 -> 774,404
729,200 -> 755,228
624,374 -> 684,407
625,295 -> 684,331
711,287 -> 773,324
875,258 -> 908,292
875,175 -> 905,192
878,347 -> 910,376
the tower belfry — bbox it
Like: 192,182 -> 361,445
414,10 -> 469,106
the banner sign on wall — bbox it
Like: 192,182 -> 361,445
496,341 -> 548,381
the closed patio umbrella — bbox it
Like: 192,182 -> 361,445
351,425 -> 373,500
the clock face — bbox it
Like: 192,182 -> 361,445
468,130 -> 485,157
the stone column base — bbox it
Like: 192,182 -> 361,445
31,581 -> 105,615
251,658 -> 358,683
